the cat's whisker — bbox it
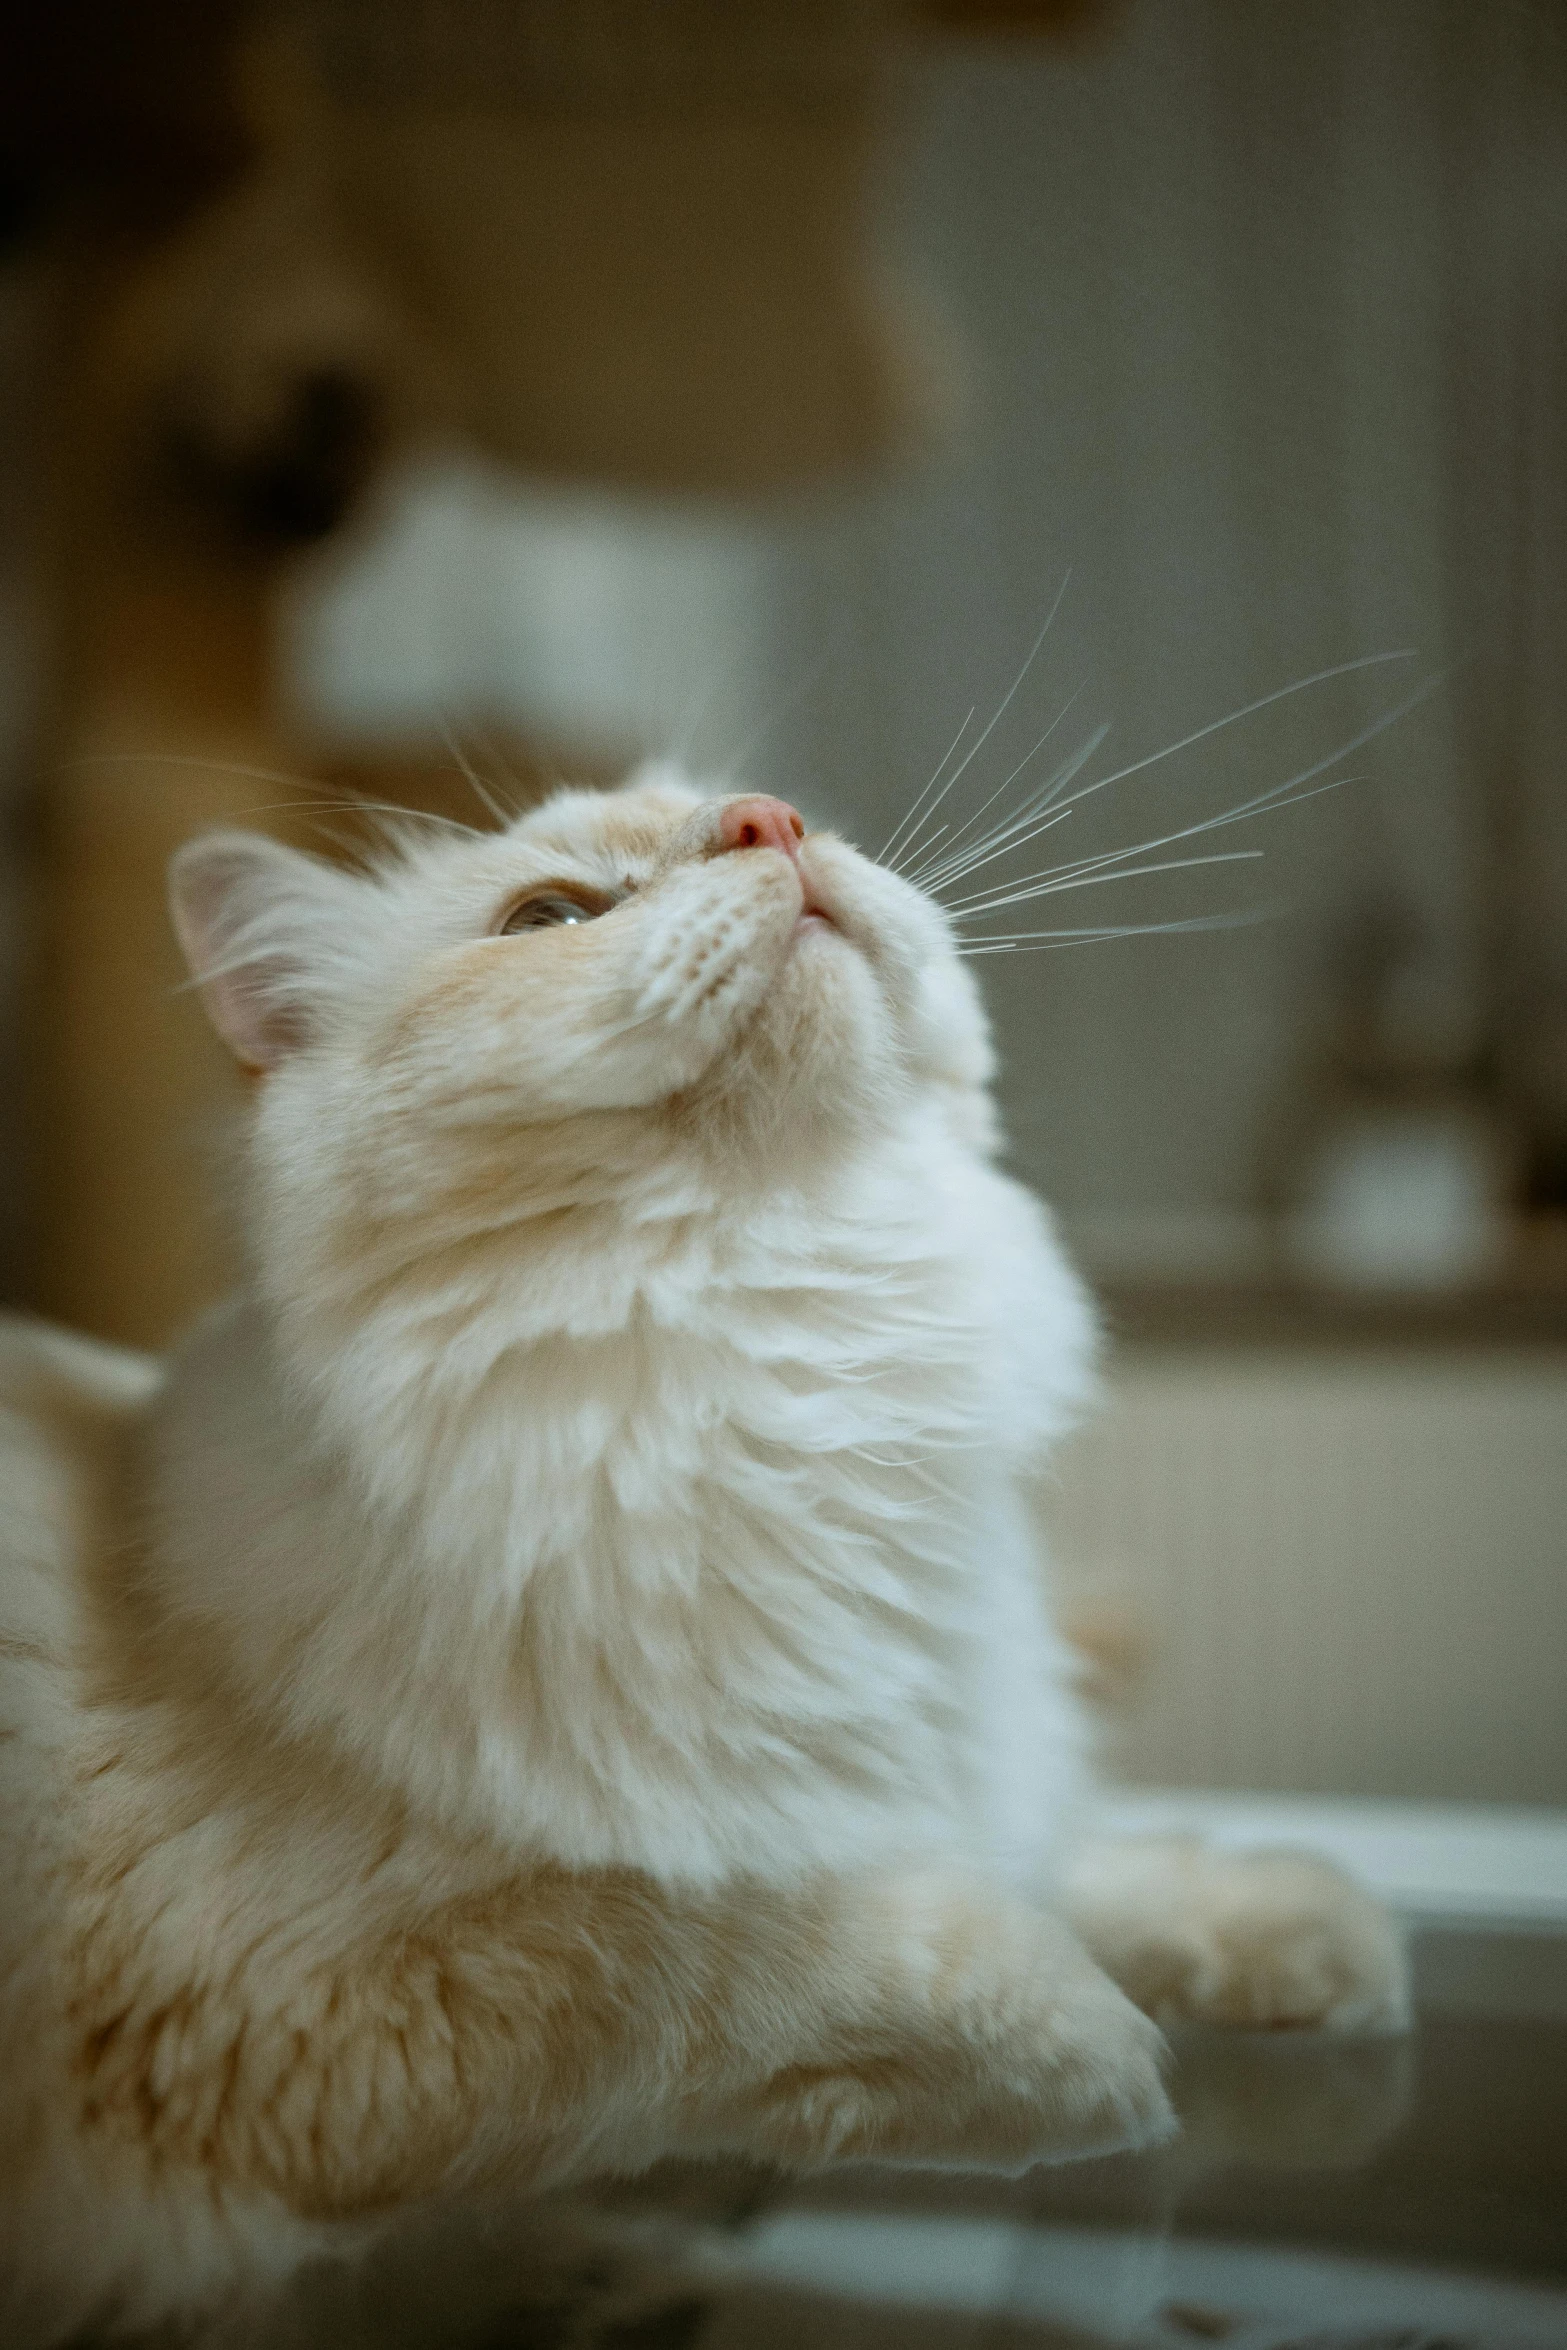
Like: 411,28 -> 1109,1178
902,822 -> 950,865
437,716 -> 514,830
913,801 -> 1075,895
883,721 -> 984,874
68,750 -> 323,791
848,1448 -> 949,1469
915,650 -> 1427,913
298,798 -> 487,838
68,754 -> 487,838
884,573 -> 1072,873
942,766 -> 1363,916
933,689 -> 1419,918
460,720 -> 538,819
949,847 -> 1265,924
878,706 -> 977,867
1021,650 -> 1426,832
957,906 -> 1273,953
902,682 -> 1088,887
913,722 -> 1109,892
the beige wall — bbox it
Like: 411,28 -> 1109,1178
1044,1345 -> 1567,1804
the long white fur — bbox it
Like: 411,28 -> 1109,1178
157,768 -> 1099,1888
0,763 -> 1407,2342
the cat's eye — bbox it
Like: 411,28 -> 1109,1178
498,885 -> 615,935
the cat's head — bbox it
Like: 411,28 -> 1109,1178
170,765 -> 998,1254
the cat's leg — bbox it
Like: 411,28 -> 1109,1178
1061,1836 -> 1410,2034
69,1862 -> 1174,2222
416,1865 -> 1177,2179
672,1868 -> 1176,2174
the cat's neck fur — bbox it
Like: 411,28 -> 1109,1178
142,1092 -> 1094,1896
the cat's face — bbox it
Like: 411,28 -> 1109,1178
170,766 -> 997,1226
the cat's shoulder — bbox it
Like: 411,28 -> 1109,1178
0,1315 -> 160,1637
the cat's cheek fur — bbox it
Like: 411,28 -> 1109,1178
362,856 -> 808,1127
630,851 -> 801,1041
684,931 -> 908,1161
791,836 -> 984,1099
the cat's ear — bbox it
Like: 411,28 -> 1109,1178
169,831 -> 353,1071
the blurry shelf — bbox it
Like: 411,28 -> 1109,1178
1091,1220 -> 1567,1352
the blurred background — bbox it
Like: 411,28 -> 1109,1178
1,0 -> 1563,1806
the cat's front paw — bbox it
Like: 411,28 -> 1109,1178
735,1905 -> 1176,2176
999,1936 -> 1178,2168
1168,1849 -> 1410,2035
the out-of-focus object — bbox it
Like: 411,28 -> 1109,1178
1288,1097 -> 1514,1292
2,2 -> 254,225
921,0 -> 1113,27
1271,902 -> 1518,1293
294,0 -> 934,491
1052,1584 -> 1151,1710
6,0 -> 1114,1346
292,0 -> 1114,488
24,144 -> 437,1343
1508,998 -> 1567,1217
7,1 -> 431,1341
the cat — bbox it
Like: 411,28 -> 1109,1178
0,765 -> 1407,2342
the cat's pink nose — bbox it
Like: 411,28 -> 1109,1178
717,796 -> 804,861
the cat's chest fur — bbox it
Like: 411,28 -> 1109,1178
153,1127 -> 1095,1894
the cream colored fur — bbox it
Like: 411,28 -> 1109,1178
0,770 -> 1407,2342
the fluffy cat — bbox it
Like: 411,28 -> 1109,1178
0,768 -> 1407,2342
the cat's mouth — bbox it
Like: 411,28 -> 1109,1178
792,856 -> 839,936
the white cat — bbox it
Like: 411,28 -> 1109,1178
0,767 -> 1406,2341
